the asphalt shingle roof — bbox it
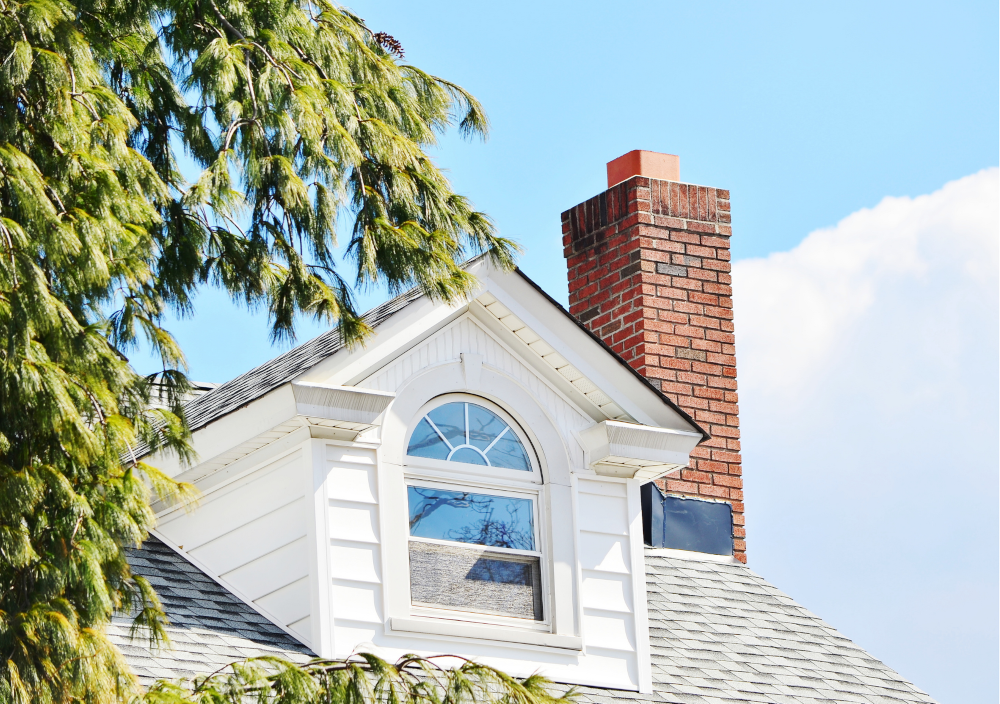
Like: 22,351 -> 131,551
110,535 -> 313,686
574,554 -> 936,704
112,544 -> 935,703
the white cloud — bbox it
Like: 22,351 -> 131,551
734,168 -> 998,397
731,169 -> 999,703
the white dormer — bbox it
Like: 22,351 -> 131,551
145,258 -> 705,693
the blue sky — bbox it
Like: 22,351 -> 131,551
134,2 -> 999,701
141,0 -> 999,374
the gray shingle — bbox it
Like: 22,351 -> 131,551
571,553 -> 937,704
111,536 -> 312,687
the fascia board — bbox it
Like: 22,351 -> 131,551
152,426 -> 312,518
483,269 -> 702,435
466,303 -> 609,423
146,384 -> 300,479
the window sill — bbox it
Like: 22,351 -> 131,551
389,617 -> 583,651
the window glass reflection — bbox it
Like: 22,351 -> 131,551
407,486 -> 535,551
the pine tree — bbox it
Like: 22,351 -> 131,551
0,0 -> 519,699
144,653 -> 574,704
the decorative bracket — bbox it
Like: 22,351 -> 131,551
291,382 -> 395,431
577,420 -> 702,481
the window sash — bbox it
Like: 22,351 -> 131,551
405,481 -> 540,554
404,477 -> 547,624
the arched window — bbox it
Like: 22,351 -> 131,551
404,397 -> 544,623
406,401 -> 531,471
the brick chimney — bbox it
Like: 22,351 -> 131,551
562,151 -> 746,563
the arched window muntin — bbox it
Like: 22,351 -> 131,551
404,394 -> 542,484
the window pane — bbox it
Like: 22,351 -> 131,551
450,447 -> 488,465
408,486 -> 535,551
426,403 -> 466,447
409,541 -> 542,620
407,402 -> 533,471
406,419 -> 450,460
486,434 -> 531,471
467,404 -> 507,451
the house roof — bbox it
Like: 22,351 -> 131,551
157,263 -> 706,449
110,535 -> 312,687
111,544 -> 935,703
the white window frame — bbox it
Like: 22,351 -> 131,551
402,394 -> 551,631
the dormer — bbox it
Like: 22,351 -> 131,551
144,254 -> 712,693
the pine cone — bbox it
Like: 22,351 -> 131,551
373,31 -> 404,59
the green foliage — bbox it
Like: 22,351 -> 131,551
0,0 -> 517,698
144,654 -> 576,704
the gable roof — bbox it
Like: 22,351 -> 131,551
110,535 -> 312,687
112,545 -> 935,703
162,264 -> 706,447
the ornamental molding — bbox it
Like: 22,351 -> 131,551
290,382 -> 395,427
576,420 -> 702,481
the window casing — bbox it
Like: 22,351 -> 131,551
403,395 -> 547,627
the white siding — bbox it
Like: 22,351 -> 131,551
156,449 -> 313,642
316,318 -> 650,691
576,477 -> 640,688
162,313 -> 653,691
322,444 -> 385,653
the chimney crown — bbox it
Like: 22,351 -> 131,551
606,150 -> 680,188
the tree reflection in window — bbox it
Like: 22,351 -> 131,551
407,486 -> 535,551
406,402 -> 531,471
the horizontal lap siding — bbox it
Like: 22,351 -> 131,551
324,444 -> 384,655
157,450 -> 313,642
325,316 -> 648,690
576,478 -> 640,688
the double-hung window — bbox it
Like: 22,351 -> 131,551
404,397 -> 545,624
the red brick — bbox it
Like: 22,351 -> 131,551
699,484 -> 729,499
665,479 -> 698,494
714,474 -> 742,488
681,469 -> 711,483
